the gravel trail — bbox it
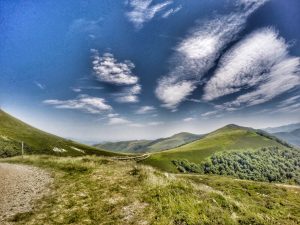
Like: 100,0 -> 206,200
0,163 -> 52,224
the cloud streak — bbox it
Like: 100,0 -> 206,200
136,105 -> 156,114
107,117 -> 131,125
155,0 -> 269,109
114,84 -> 142,103
162,5 -> 182,18
203,28 -> 300,109
126,0 -> 172,29
43,95 -> 112,114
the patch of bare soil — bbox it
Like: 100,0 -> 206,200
0,163 -> 52,224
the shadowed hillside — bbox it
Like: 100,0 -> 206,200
0,110 -> 119,157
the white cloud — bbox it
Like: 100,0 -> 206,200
126,0 -> 172,29
115,95 -> 139,103
162,5 -> 182,18
43,95 -> 112,114
68,18 -> 103,36
155,79 -> 196,109
114,84 -> 142,103
72,86 -> 103,92
91,49 -> 138,85
107,117 -> 131,125
155,0 -> 269,109
203,28 -> 300,109
183,117 -> 194,122
147,121 -> 164,126
107,113 -> 120,118
72,88 -> 82,93
136,105 -> 156,114
201,111 -> 218,117
34,81 -> 45,90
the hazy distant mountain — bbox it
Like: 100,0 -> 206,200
264,123 -> 300,133
94,132 -> 201,153
263,123 -> 300,147
272,128 -> 300,147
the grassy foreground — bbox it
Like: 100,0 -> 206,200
1,155 -> 300,225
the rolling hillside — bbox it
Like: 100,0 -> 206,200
95,132 -> 200,153
0,109 -> 119,157
142,124 -> 291,172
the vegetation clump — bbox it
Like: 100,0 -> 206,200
173,147 -> 300,184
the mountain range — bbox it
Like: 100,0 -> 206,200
94,132 -> 201,153
263,123 -> 300,147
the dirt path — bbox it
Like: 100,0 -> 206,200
0,163 -> 52,224
113,153 -> 150,161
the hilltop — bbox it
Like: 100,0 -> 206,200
142,124 -> 292,172
94,132 -> 200,153
0,110 -> 119,157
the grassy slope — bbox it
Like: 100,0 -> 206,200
143,125 -> 288,172
0,110 -> 119,157
95,132 -> 200,153
2,155 -> 300,225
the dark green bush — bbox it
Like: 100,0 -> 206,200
172,147 -> 300,184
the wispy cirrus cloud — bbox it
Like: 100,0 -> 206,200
183,117 -> 194,122
71,86 -> 103,93
273,94 -> 300,113
68,18 -> 103,39
43,95 -> 112,114
135,105 -> 156,114
147,121 -> 164,126
34,81 -> 45,90
203,28 -> 300,109
114,84 -> 142,103
155,0 -> 269,110
107,117 -> 131,125
278,95 -> 300,108
91,49 -> 138,85
125,0 -> 173,29
162,5 -> 182,18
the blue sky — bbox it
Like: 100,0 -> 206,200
1,0 -> 299,142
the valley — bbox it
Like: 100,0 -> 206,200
0,110 -> 299,224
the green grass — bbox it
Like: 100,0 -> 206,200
1,155 -> 300,225
0,109 -> 120,157
142,125 -> 289,172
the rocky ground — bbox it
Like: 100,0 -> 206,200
0,163 -> 52,224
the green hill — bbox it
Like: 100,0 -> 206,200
142,124 -> 291,172
95,132 -> 200,153
0,109 -> 119,157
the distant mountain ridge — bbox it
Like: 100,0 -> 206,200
0,109 -> 119,157
264,123 -> 300,133
272,128 -> 300,147
263,123 -> 300,147
94,132 -> 201,153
